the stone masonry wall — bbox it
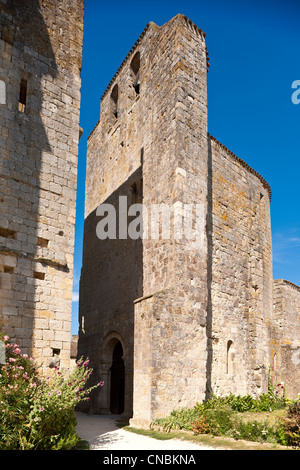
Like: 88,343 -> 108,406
79,20 -> 157,415
131,16 -> 209,426
208,136 -> 273,397
272,280 -> 300,398
0,0 -> 84,370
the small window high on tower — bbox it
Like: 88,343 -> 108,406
110,84 -> 119,120
18,78 -> 27,112
130,51 -> 140,96
0,80 -> 6,105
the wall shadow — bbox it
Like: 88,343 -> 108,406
0,0 -> 58,355
79,166 -> 143,416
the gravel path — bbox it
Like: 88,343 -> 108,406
75,412 -> 222,451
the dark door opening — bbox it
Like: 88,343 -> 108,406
110,341 -> 125,414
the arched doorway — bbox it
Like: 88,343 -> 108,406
110,341 -> 125,414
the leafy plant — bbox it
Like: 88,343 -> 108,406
0,334 -> 39,449
191,416 -> 210,435
204,404 -> 234,436
151,390 -> 299,447
231,419 -> 279,443
279,401 -> 300,447
153,407 -> 200,432
0,333 -> 103,450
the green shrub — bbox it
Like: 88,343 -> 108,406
253,393 -> 287,412
223,394 -> 255,412
0,334 -> 102,450
279,401 -> 300,447
204,404 -> 234,436
196,391 -> 287,413
152,391 -> 300,447
153,407 -> 200,432
231,419 -> 279,443
191,416 -> 210,435
0,334 -> 38,449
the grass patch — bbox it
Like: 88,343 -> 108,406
124,426 -> 177,441
125,426 -> 290,450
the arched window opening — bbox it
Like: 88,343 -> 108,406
110,341 -> 125,414
0,80 -> 6,105
227,340 -> 235,375
110,84 -> 119,120
273,353 -> 278,370
130,51 -> 140,96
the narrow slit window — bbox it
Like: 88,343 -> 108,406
18,79 -> 27,112
130,51 -> 140,96
110,84 -> 119,120
0,80 -> 6,105
227,340 -> 235,375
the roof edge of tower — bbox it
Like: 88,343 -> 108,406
99,22 -> 154,103
99,14 -> 208,104
209,133 -> 272,200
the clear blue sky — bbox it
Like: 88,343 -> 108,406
71,0 -> 300,335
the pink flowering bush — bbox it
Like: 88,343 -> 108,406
0,334 -> 38,449
0,333 -> 103,450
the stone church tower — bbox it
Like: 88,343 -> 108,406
78,14 -> 292,427
0,0 -> 84,370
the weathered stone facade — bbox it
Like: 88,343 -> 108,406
77,14 -> 299,426
272,280 -> 300,398
0,0 -> 84,371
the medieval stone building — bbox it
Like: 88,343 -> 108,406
78,14 -> 300,428
0,2 -> 298,429
0,0 -> 84,371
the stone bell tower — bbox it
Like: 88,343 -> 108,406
79,14 -> 209,423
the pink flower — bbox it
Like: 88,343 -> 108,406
3,336 -> 9,341
99,381 -> 104,387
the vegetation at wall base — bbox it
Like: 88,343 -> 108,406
151,392 -> 300,448
0,332 -> 102,450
